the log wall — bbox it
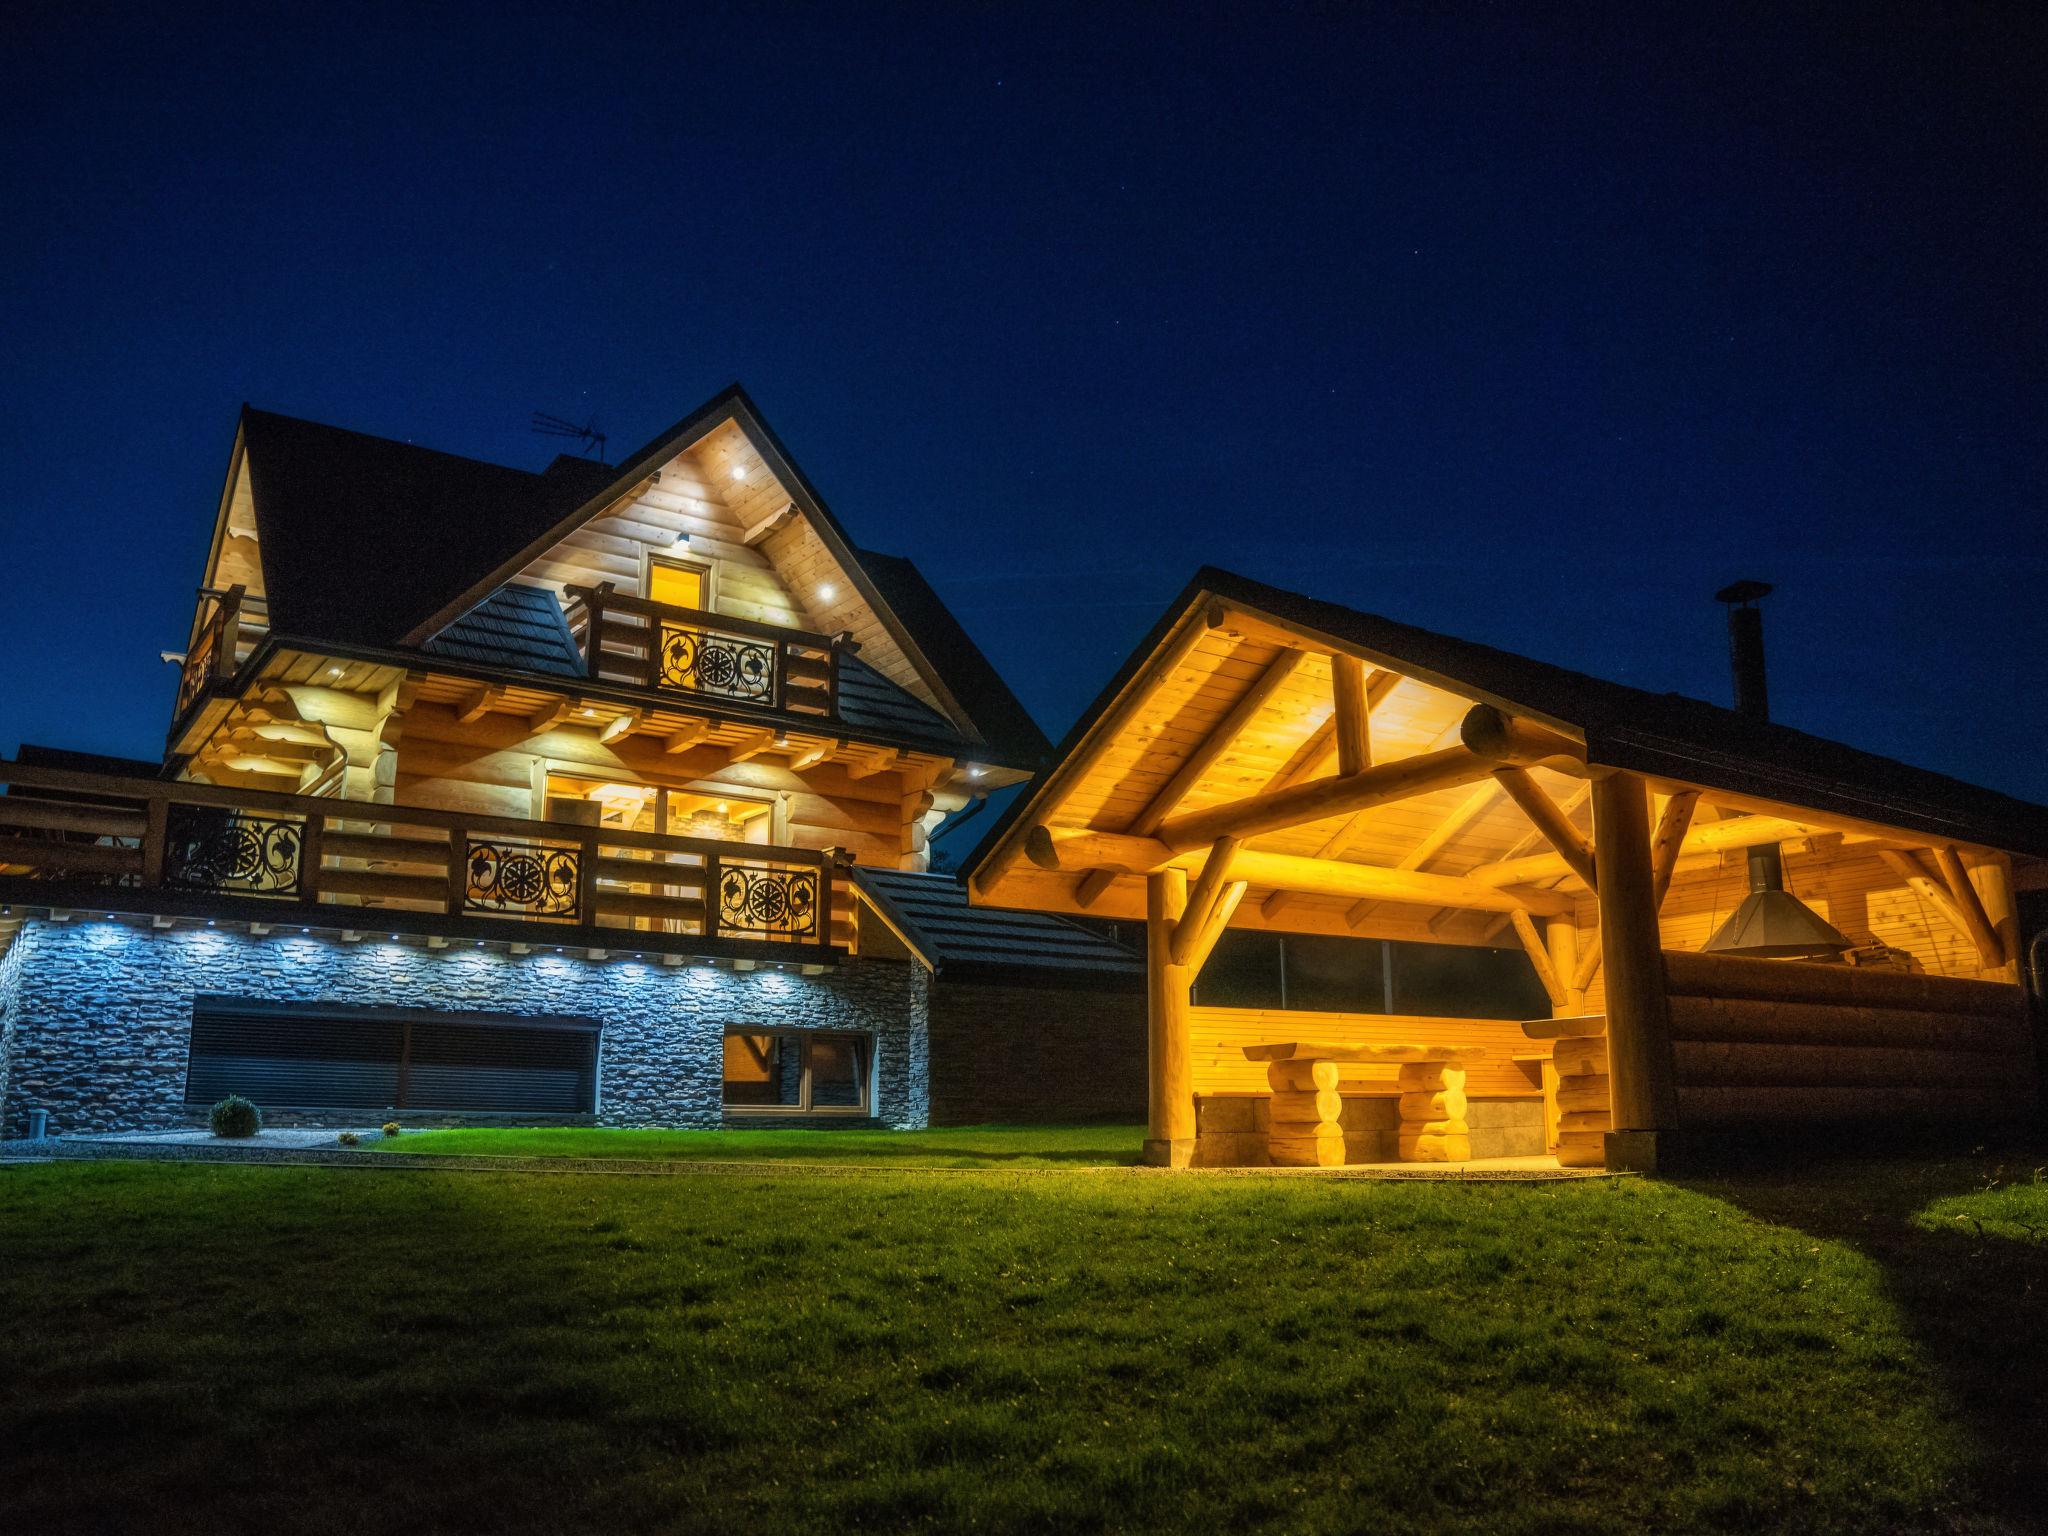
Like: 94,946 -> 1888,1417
1661,949 -> 2037,1129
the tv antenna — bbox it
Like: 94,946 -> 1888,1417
530,410 -> 608,461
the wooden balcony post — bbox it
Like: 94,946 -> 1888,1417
296,811 -> 325,904
1143,866 -> 1196,1169
217,585 -> 245,681
1589,770 -> 1679,1170
575,828 -> 600,927
141,797 -> 168,887
446,828 -> 470,917
704,849 -> 724,939
584,583 -> 610,680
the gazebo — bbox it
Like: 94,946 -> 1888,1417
966,570 -> 2042,1171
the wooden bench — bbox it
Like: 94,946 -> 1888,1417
1238,1042 -> 1491,1166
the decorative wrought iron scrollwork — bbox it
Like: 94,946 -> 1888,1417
658,623 -> 776,705
163,805 -> 303,896
715,862 -> 820,939
464,840 -> 581,918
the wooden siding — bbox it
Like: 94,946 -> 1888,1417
1190,1007 -> 1540,1099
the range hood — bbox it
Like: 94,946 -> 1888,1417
1699,581 -> 1850,962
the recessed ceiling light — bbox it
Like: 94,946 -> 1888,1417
580,708 -> 596,718
817,583 -> 836,602
731,465 -> 748,482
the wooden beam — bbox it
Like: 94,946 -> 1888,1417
1156,745 -> 1496,851
454,684 -> 502,724
1649,789 -> 1700,908
526,699 -> 572,735
1509,908 -> 1567,1009
1075,869 -> 1115,908
1179,881 -> 1246,972
1573,933 -> 1604,993
787,738 -> 838,773
598,709 -> 643,746
1129,650 -> 1304,835
1932,845 -> 2006,968
1331,655 -> 1371,777
1469,812 -> 1818,890
1493,767 -> 1598,890
726,729 -> 776,765
1144,868 -> 1196,1168
663,719 -> 711,754
1459,705 -> 1587,771
1025,829 -> 1574,915
1877,849 -> 1975,945
846,748 -> 900,781
1170,838 -> 1241,966
1260,669 -> 1401,794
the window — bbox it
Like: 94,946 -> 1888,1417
722,1030 -> 871,1114
1193,931 -> 1548,1019
647,555 -> 709,611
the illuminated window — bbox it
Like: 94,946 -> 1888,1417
647,556 -> 708,611
722,1031 -> 870,1114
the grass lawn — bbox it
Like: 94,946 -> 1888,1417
5,1151 -> 2047,1535
380,1122 -> 1146,1166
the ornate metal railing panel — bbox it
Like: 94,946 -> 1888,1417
162,805 -> 304,897
714,860 -> 821,940
658,623 -> 777,706
463,839 -> 581,920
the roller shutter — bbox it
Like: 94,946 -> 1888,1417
185,995 -> 600,1115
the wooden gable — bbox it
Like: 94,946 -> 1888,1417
506,413 -> 956,723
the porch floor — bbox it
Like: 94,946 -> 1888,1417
1213,1154 -> 1611,1180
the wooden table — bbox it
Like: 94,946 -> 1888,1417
1238,1042 -> 1490,1166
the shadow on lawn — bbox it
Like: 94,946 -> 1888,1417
1687,1145 -> 2048,1532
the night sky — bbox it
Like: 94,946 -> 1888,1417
4,5 -> 2043,804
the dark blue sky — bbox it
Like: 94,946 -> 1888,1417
4,4 -> 2043,800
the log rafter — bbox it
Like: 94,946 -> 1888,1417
1493,766 -> 1597,891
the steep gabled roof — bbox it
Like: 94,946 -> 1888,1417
238,407 -> 594,649
852,867 -> 1144,982
223,390 -> 1047,767
967,567 -> 2048,880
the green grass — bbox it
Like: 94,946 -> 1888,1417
381,1122 -> 1146,1166
1915,1164 -> 2048,1245
4,1151 -> 2046,1535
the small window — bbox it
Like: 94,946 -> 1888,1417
647,556 -> 709,611
722,1030 -> 871,1114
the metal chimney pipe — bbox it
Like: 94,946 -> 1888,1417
1714,579 -> 1774,721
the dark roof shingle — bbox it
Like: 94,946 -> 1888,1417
853,867 -> 1144,981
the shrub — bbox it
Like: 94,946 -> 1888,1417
336,1131 -> 360,1147
382,1121 -> 403,1138
209,1095 -> 261,1139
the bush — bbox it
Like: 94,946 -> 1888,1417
382,1121 -> 403,1138
336,1131 -> 360,1147
209,1095 -> 261,1139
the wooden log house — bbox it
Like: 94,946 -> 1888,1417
0,387 -> 1154,1136
966,569 -> 2046,1170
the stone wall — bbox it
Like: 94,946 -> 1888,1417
0,919 -> 928,1138
924,976 -> 1146,1125
1193,1092 -> 1544,1167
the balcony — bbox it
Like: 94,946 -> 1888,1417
564,584 -> 850,721
169,586 -> 269,754
0,760 -> 852,965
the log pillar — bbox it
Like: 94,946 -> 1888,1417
1143,867 -> 1195,1168
1396,1061 -> 1470,1162
1963,850 -> 2022,986
1545,915 -> 1585,1014
1590,770 -> 1679,1171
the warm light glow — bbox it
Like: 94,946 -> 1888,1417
580,708 -> 597,718
817,583 -> 836,602
731,464 -> 748,482
965,764 -> 986,780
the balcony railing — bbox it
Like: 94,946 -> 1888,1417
0,760 -> 852,963
564,584 -> 851,720
169,586 -> 271,752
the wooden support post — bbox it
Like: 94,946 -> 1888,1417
1933,846 -> 2006,970
1590,771 -> 1678,1169
1144,868 -> 1196,1169
1170,838 -> 1240,966
1962,850 -> 2021,985
1331,655 -> 1371,777
1075,869 -> 1115,908
1545,916 -> 1584,1014
1649,789 -> 1700,908
1494,766 -> 1597,890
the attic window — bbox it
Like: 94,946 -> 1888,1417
646,554 -> 711,612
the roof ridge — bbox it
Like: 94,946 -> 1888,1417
241,405 -> 552,481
